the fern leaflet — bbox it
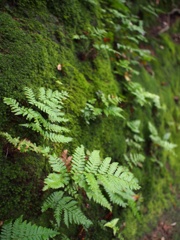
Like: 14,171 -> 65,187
0,216 -> 58,240
42,191 -> 92,228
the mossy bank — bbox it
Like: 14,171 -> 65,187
0,0 -> 179,239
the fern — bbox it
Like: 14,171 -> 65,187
43,155 -> 70,190
70,145 -> 140,210
42,191 -> 92,228
124,153 -> 145,168
148,122 -> 177,153
3,87 -> 72,143
127,120 -> 141,134
81,91 -> 124,124
0,216 -> 58,240
0,132 -> 50,156
128,199 -> 141,221
126,82 -> 161,109
44,145 -> 140,210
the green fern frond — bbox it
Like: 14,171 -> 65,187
24,87 -> 69,123
126,138 -> 142,150
108,192 -> 128,207
0,221 -> 12,240
126,82 -> 161,109
127,120 -> 141,133
0,216 -> 59,240
148,122 -> 177,153
3,87 -> 72,144
107,162 -> 119,175
70,146 -> 140,210
43,155 -> 70,190
85,150 -> 101,173
85,173 -> 112,210
0,132 -> 20,148
42,191 -> 92,228
128,199 -> 141,221
98,157 -> 111,174
124,153 -> 145,168
71,145 -> 86,172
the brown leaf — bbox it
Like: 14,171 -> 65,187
60,149 -> 72,171
57,64 -> 62,71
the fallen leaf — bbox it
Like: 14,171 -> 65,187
124,72 -> 131,81
57,64 -> 62,71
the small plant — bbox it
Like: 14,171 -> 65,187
126,82 -> 161,109
81,91 -> 124,124
148,122 -> 177,153
124,120 -> 145,168
124,153 -> 145,168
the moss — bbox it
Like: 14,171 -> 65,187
0,1 -> 180,239
0,148 -> 47,220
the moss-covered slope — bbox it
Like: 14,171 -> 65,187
0,0 -> 179,239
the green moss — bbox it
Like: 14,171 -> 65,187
0,148 -> 47,220
0,1 -> 180,239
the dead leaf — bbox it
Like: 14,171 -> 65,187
57,64 -> 62,71
60,149 -> 72,171
124,72 -> 131,81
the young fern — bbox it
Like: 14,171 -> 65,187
148,122 -> 177,153
42,191 -> 92,228
3,87 -> 72,143
125,120 -> 145,168
0,216 -> 58,240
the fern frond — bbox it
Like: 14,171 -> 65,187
108,192 -> 128,207
71,146 -> 140,210
42,191 -> 92,228
124,153 -> 145,168
85,150 -> 101,173
148,122 -> 177,153
0,221 -> 12,240
98,157 -> 111,174
127,120 -> 141,133
85,173 -> 112,210
126,138 -> 142,150
127,82 -> 161,109
0,132 -> 20,148
71,145 -> 86,172
63,199 -> 92,228
43,155 -> 70,190
128,199 -> 141,221
0,216 -> 58,240
23,87 -> 36,105
3,87 -> 72,144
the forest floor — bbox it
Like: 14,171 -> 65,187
141,194 -> 180,240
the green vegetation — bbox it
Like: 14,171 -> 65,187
0,0 -> 179,239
